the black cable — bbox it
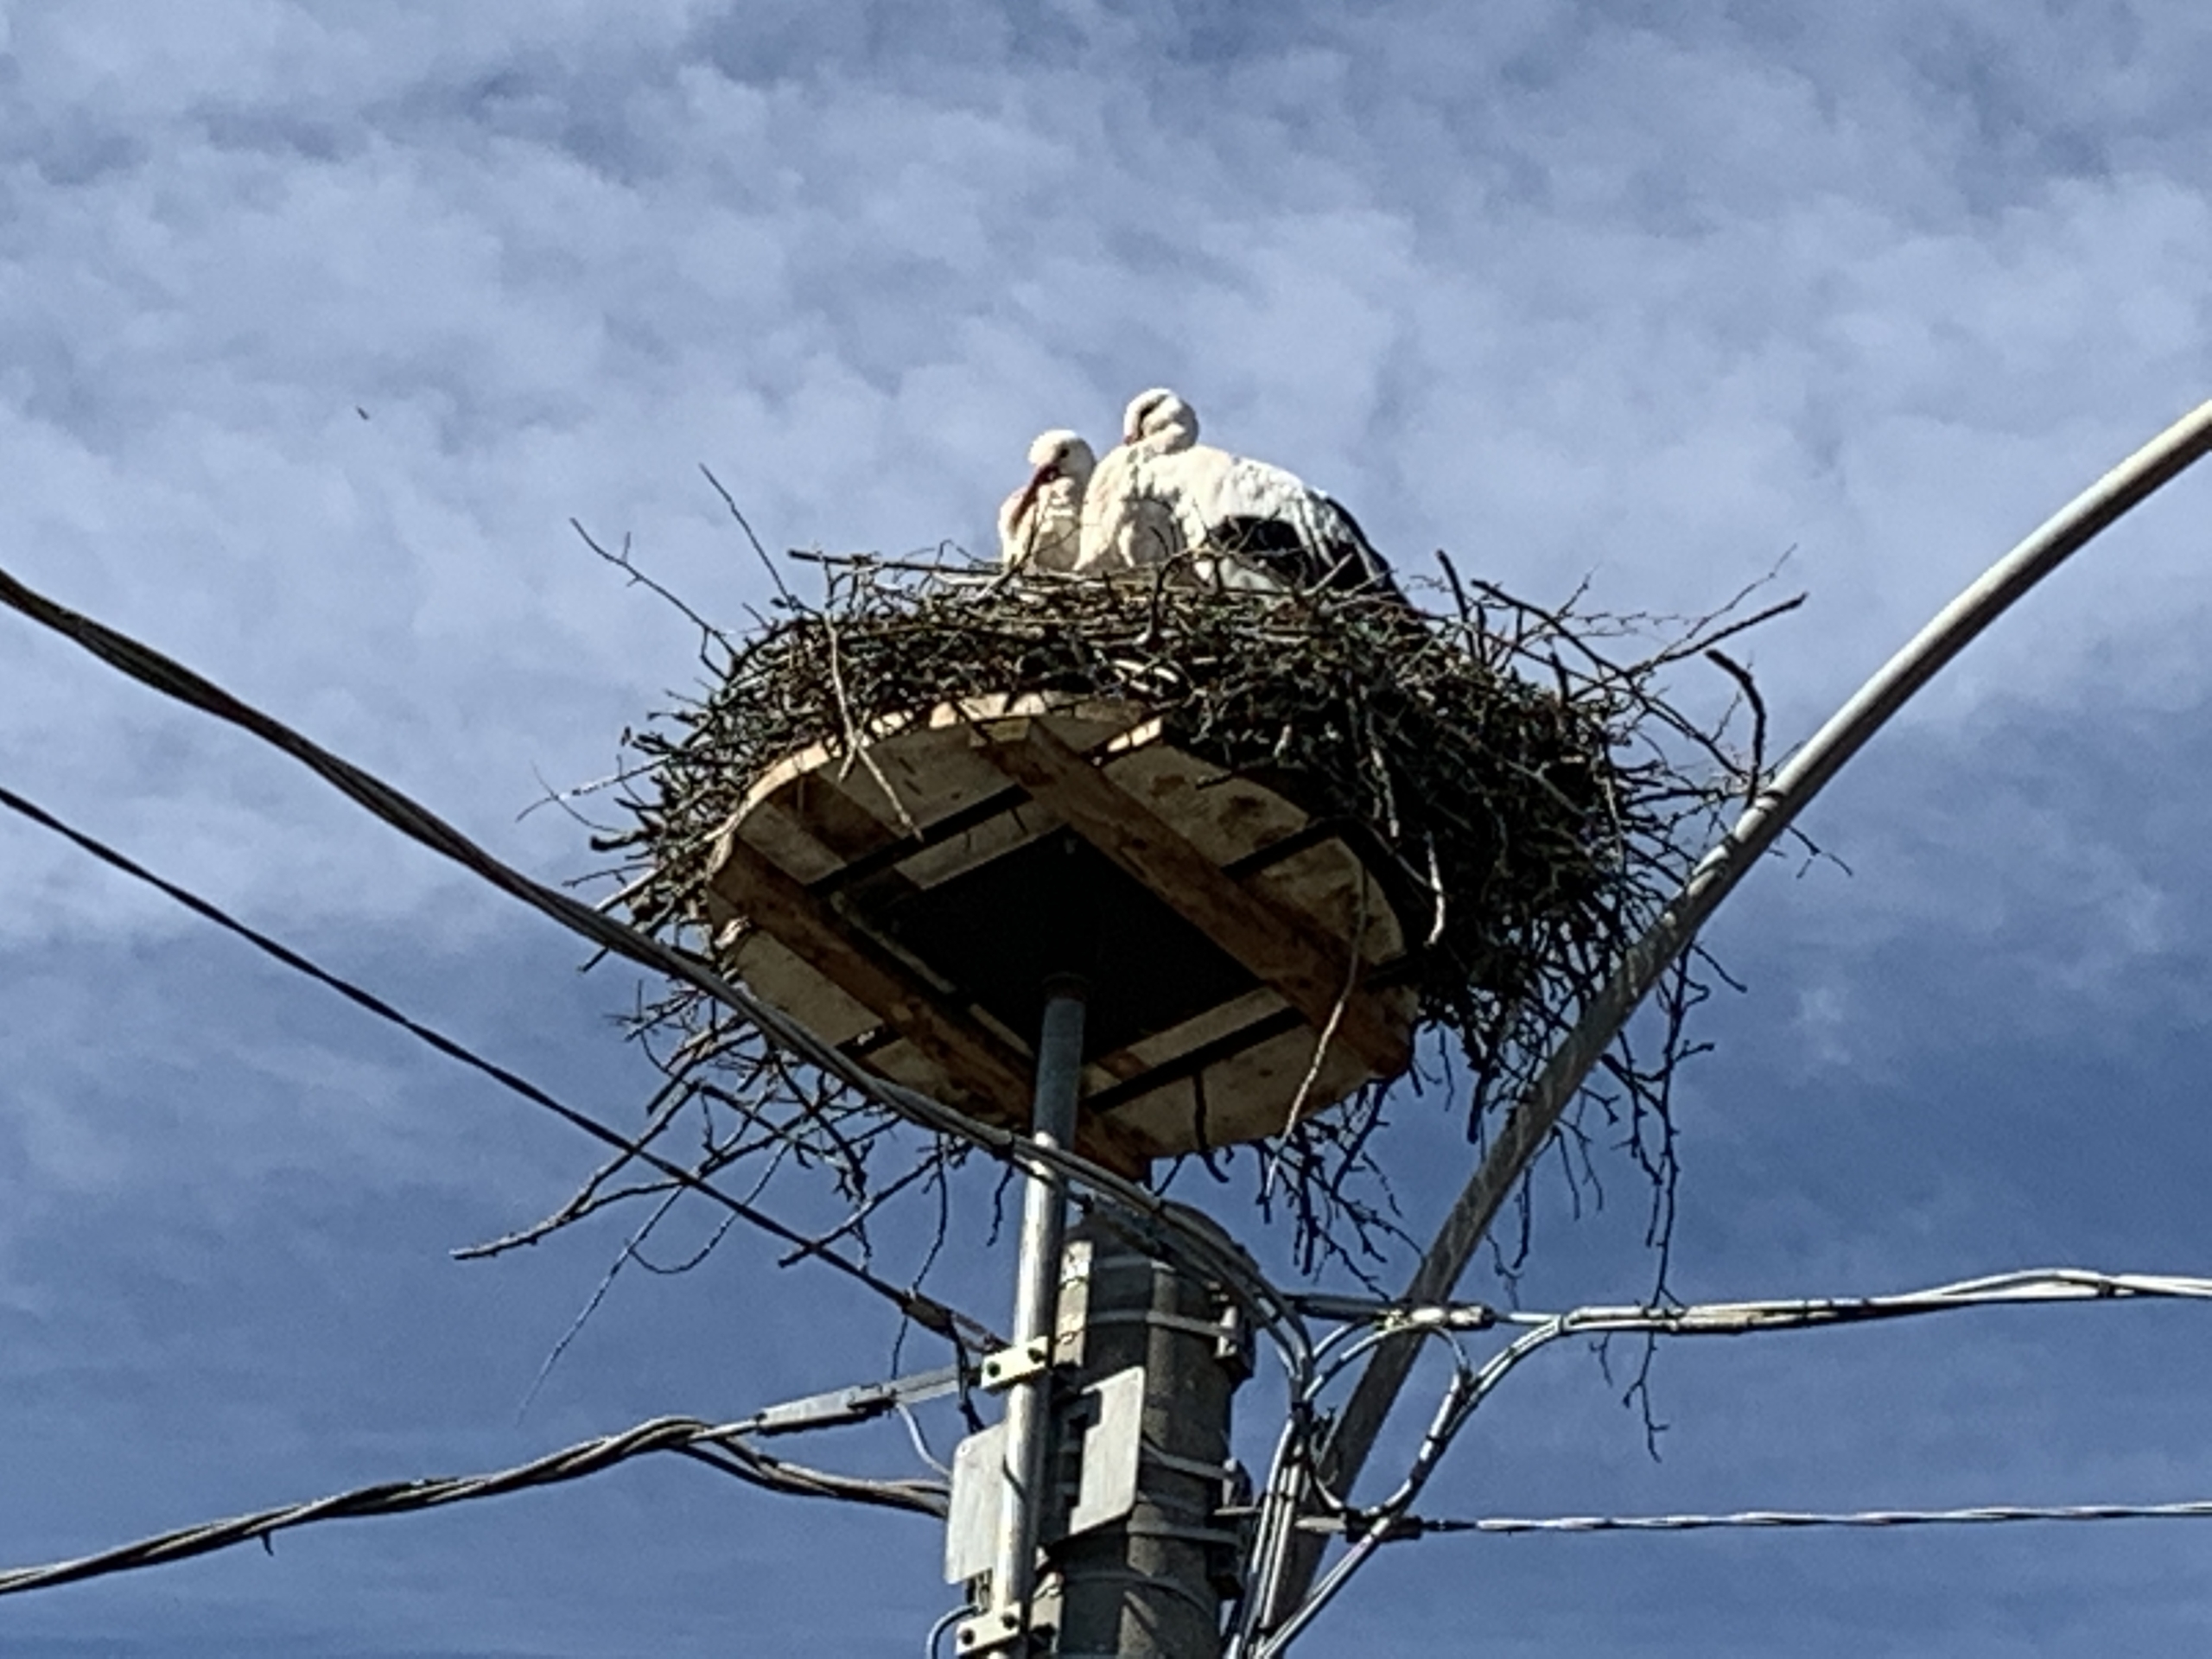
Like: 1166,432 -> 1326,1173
0,779 -> 992,1351
0,1414 -> 944,1598
0,562 -> 1295,1347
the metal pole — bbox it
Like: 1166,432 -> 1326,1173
1259,397 -> 2212,1637
974,973 -> 1088,1651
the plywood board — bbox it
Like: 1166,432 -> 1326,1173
703,693 -> 1420,1160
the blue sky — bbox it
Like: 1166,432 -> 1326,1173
3,2 -> 2212,1652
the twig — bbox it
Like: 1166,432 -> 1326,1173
569,518 -> 735,656
699,464 -> 798,608
1703,648 -> 1768,807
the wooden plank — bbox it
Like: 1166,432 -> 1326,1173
1097,742 -> 1307,865
972,719 -> 1413,1080
709,832 -> 1039,1119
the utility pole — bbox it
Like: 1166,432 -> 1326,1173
950,826 -> 1251,1656
688,705 -> 1419,1653
1039,1206 -> 1250,1657
948,1194 -> 1250,1656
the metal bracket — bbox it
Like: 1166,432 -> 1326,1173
1063,1365 -> 1146,1539
1078,1309 -> 1231,1342
944,1366 -> 1147,1585
1216,1300 -> 1255,1381
1120,1517 -> 1247,1548
734,1363 -> 964,1437
980,1336 -> 1052,1392
951,1604 -> 1035,1656
1075,1302 -> 1254,1380
1141,1443 -> 1235,1484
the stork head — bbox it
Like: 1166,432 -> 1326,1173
1123,387 -> 1198,452
1006,430 -> 1096,556
1024,427 -> 1096,487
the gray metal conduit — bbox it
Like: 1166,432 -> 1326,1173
1260,397 -> 2212,1643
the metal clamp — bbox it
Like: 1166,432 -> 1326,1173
952,1604 -> 1034,1656
980,1336 -> 1052,1392
1078,1309 -> 1231,1342
1141,1443 -> 1236,1484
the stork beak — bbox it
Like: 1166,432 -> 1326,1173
1010,460 -> 1055,523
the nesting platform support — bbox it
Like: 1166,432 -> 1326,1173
703,696 -> 1420,1166
978,976 -> 1090,1649
980,720 -> 1410,1081
714,832 -> 1039,1109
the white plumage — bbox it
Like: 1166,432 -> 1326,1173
1077,388 -> 1401,600
997,429 -> 1096,574
1069,396 -> 1186,575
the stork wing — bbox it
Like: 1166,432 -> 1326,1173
1311,493 -> 1406,602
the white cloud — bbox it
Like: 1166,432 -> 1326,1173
5,10 -> 2212,1648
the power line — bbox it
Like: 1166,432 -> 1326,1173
1289,1267 -> 2212,1347
0,560 -> 1300,1358
1280,398 -> 2212,1633
0,778 -> 994,1354
0,1411 -> 945,1599
1239,1267 -> 2212,1656
1354,1498 -> 2212,1538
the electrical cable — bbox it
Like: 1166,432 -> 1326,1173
0,778 -> 994,1353
0,562 -> 1307,1367
0,1414 -> 944,1599
1374,1498 -> 2212,1537
1238,1266 -> 2212,1656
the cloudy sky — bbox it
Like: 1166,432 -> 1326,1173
3,1 -> 2212,1653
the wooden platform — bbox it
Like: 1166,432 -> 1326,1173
703,695 -> 1419,1170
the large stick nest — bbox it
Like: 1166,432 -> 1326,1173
575,553 -> 1776,1284
631,570 -> 1635,1043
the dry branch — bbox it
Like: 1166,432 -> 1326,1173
559,549 -> 1777,1285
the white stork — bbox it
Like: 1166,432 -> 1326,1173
1078,388 -> 1402,600
1069,403 -> 1185,576
997,429 -> 1096,575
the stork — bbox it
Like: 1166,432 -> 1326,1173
997,429 -> 1096,575
1070,402 -> 1186,575
1078,388 -> 1403,600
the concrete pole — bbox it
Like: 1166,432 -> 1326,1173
1041,1205 -> 1250,1658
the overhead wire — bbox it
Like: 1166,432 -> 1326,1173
0,561 -> 1308,1369
0,778 -> 994,1355
1239,1267 -> 2212,1656
0,1413 -> 945,1599
1294,1268 -> 2212,1355
926,1601 -> 979,1658
1352,1498 -> 2212,1538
